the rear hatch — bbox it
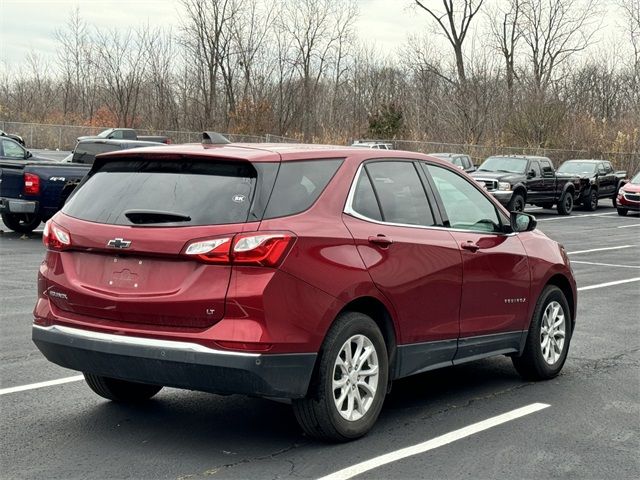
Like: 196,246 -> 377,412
47,156 -> 278,329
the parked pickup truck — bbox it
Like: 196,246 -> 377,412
471,155 -> 582,215
77,128 -> 171,144
1,139 -> 163,233
556,159 -> 627,211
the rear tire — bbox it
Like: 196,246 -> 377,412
508,193 -> 525,212
617,208 -> 628,216
84,373 -> 162,402
584,189 -> 598,211
1,213 -> 42,233
557,191 -> 574,215
292,312 -> 388,442
512,285 -> 572,380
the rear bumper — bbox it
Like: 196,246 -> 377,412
0,197 -> 38,214
32,324 -> 316,399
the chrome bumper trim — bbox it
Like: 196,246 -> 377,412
32,324 -> 260,358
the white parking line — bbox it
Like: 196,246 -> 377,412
0,375 -> 84,396
568,245 -> 636,255
537,212 -> 618,222
571,261 -> 640,269
577,277 -> 640,291
317,403 -> 550,480
618,224 -> 640,229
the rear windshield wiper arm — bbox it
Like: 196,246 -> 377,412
124,210 -> 191,224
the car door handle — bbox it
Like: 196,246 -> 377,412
368,235 -> 393,247
461,241 -> 480,252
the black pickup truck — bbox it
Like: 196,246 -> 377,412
556,159 -> 627,211
471,155 -> 582,215
77,128 -> 170,144
1,139 -> 163,233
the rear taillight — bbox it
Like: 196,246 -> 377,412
24,173 -> 40,195
43,220 -> 72,251
183,231 -> 295,267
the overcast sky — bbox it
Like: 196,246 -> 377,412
0,0 -> 425,68
0,0 -> 628,70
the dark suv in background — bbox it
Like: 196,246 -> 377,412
33,137 -> 577,441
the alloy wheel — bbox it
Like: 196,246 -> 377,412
332,334 -> 379,421
540,301 -> 566,365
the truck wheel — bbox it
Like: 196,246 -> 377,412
292,312 -> 388,442
617,208 -> 628,216
584,189 -> 598,211
84,373 -> 162,402
508,193 -> 525,212
556,191 -> 574,215
512,285 -> 572,380
1,213 -> 42,233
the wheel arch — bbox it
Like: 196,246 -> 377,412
545,274 -> 576,328
337,296 -> 398,378
512,184 -> 527,200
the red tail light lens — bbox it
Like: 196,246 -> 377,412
183,232 -> 295,267
24,173 -> 40,195
232,232 -> 295,267
43,220 -> 72,251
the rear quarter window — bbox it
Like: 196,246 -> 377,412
263,159 -> 343,219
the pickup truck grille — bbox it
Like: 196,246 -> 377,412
474,178 -> 498,192
623,193 -> 640,202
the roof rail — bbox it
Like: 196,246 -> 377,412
202,132 -> 230,145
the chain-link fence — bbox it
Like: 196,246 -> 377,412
0,121 -> 299,151
2,121 -> 638,175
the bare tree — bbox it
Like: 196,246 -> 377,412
619,0 -> 640,82
520,0 -> 601,91
486,0 -> 521,95
93,27 -> 151,126
280,0 -> 357,141
414,0 -> 484,84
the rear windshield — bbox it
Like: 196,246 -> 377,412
72,143 -> 122,164
63,160 -> 262,226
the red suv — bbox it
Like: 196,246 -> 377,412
33,136 -> 577,441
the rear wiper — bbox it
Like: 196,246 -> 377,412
124,210 -> 191,224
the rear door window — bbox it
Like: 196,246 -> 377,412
64,160 -> 262,226
365,161 -> 435,226
263,159 -> 343,219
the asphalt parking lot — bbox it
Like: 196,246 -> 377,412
1,205 -> 638,479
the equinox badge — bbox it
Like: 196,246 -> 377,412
107,238 -> 132,249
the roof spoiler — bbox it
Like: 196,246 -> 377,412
202,131 -> 230,145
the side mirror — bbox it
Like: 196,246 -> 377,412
527,169 -> 536,178
511,212 -> 537,232
25,151 -> 33,159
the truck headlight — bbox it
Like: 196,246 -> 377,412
497,182 -> 511,191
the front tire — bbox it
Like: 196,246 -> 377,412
584,189 -> 598,211
617,207 -> 628,216
508,193 -> 525,212
512,286 -> 572,380
84,373 -> 162,402
292,312 -> 388,442
1,213 -> 42,233
557,191 -> 574,215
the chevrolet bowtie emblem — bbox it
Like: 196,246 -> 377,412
107,238 -> 132,249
